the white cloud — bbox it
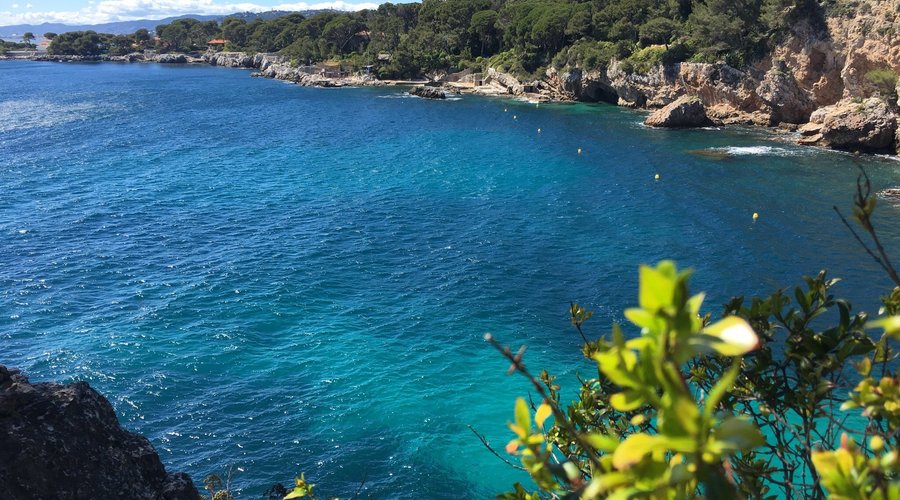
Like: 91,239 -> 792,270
25,2 -> 32,7
0,0 -> 379,25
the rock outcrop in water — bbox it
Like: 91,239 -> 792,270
409,85 -> 447,99
0,365 -> 199,500
798,97 -> 898,153
645,95 -> 712,128
206,51 -> 384,88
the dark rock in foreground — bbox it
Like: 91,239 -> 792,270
644,95 -> 713,128
0,365 -> 199,500
409,85 -> 446,99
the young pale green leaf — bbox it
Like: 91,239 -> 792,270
562,461 -> 581,482
697,316 -> 759,356
284,489 -> 308,500
612,433 -> 661,470
610,390 -> 645,411
594,349 -> 641,389
508,423 -> 527,439
870,316 -> 900,339
583,433 -> 620,452
638,264 -> 675,312
624,308 -> 661,332
687,292 -> 706,316
703,358 -> 741,421
709,417 -> 764,454
534,403 -> 552,428
624,336 -> 654,351
284,474 -> 314,499
661,394 -> 701,438
514,397 -> 531,431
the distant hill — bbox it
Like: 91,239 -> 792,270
0,10 -> 331,38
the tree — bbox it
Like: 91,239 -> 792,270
687,0 -> 765,66
639,17 -> 679,48
222,18 -> 248,48
133,28 -> 150,49
48,31 -> 103,56
22,32 -> 34,46
43,32 -> 57,41
469,10 -> 499,57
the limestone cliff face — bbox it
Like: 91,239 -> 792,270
798,97 -> 898,153
0,365 -> 199,500
518,1 -> 900,150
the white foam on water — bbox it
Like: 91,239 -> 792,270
377,93 -> 417,99
712,145 -> 806,157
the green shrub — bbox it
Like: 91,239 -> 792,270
624,44 -> 667,74
866,68 -> 898,100
555,40 -> 617,71
491,176 -> 900,499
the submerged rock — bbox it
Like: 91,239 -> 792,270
798,97 -> 898,152
645,95 -> 713,128
409,85 -> 447,99
0,365 -> 199,500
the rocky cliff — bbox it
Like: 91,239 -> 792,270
205,51 -> 384,87
0,365 -> 199,500
490,0 -> 899,153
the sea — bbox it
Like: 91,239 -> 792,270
1,61 -> 898,498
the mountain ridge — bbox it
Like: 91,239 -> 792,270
0,10 -> 329,38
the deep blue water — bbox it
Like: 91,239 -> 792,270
1,61 -> 898,498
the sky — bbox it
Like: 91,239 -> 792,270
0,0 -> 387,26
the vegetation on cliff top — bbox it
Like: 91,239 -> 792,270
46,0 -> 870,81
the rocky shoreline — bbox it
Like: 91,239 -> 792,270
4,12 -> 899,156
0,365 -> 199,499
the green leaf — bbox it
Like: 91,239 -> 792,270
638,264 -> 675,312
583,433 -> 619,452
612,433 -> 659,469
535,403 -> 552,428
514,397 -> 531,431
687,292 -> 706,316
710,417 -> 764,454
870,316 -> 900,338
624,307 -> 658,330
594,349 -> 641,389
610,390 -> 645,411
661,393 -> 700,438
703,357 -> 740,421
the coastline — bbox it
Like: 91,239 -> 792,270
3,49 -> 898,156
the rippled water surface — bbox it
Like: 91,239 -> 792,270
2,61 -> 899,497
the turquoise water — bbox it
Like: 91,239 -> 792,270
1,61 -> 898,497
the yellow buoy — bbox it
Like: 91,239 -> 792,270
654,174 -> 660,181
753,212 -> 759,221
577,148 -> 582,155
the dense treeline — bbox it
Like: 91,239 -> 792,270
48,0 -> 840,78
47,29 -> 152,56
0,40 -> 31,53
